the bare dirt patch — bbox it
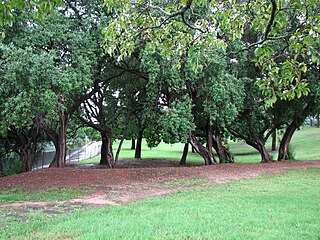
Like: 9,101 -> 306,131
1,160 -> 320,224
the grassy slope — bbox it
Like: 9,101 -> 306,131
1,168 -> 320,240
82,126 -> 320,165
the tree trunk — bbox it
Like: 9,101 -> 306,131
271,129 -> 276,151
206,124 -> 216,164
278,121 -> 298,161
256,138 -> 272,163
213,132 -> 234,164
100,130 -> 114,167
134,129 -> 143,159
115,134 -> 126,166
49,112 -> 68,168
317,114 -> 320,128
131,138 -> 136,150
188,133 -> 216,165
180,143 -> 189,165
247,118 -> 272,163
20,148 -> 35,172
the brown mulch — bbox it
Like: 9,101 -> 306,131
1,159 -> 320,194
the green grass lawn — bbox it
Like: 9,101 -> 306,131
81,126 -> 320,165
1,168 -> 320,240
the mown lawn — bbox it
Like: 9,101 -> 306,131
82,126 -> 320,165
1,168 -> 320,240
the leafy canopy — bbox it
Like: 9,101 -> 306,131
103,0 -> 320,104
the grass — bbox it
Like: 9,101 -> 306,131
0,187 -> 91,204
81,126 -> 320,165
1,168 -> 320,240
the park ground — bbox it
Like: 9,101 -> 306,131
0,127 -> 320,239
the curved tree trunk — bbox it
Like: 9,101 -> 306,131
247,119 -> 272,163
256,138 -> 272,163
212,129 -> 234,164
278,121 -> 298,161
115,131 -> 127,166
134,129 -> 143,159
188,133 -> 216,165
180,143 -> 189,165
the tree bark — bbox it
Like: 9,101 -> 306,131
134,129 -> 143,159
278,121 -> 298,161
100,130 -> 114,167
247,119 -> 272,163
188,133 -> 216,165
256,138 -> 272,163
20,148 -> 35,172
317,114 -> 320,128
180,143 -> 189,165
212,132 -> 234,164
115,133 -> 126,166
131,138 -> 136,150
49,111 -> 68,168
206,124 -> 216,164
271,129 -> 276,151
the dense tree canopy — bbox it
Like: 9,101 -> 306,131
103,0 -> 320,104
0,0 -> 319,175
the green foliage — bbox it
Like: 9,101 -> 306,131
0,44 -> 59,131
159,96 -> 195,144
188,54 -> 245,128
0,0 -> 63,26
2,154 -> 23,176
103,0 -> 320,103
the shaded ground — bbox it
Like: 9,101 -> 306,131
1,159 -> 320,226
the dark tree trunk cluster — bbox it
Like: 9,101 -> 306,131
188,133 -> 216,165
134,129 -> 143,159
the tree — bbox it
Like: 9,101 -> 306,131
0,0 -> 63,26
0,43 -> 58,171
274,66 -> 320,160
185,52 -> 244,164
228,77 -> 275,163
103,0 -> 320,104
0,8 -> 98,168
77,74 -> 125,167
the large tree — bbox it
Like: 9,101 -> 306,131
1,6 -> 98,168
103,0 -> 320,104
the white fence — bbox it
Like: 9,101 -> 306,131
32,141 -> 102,169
